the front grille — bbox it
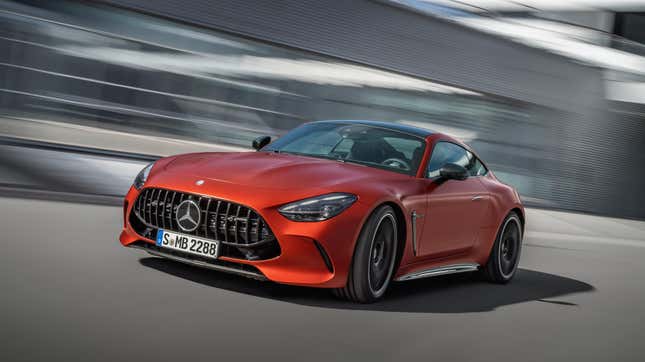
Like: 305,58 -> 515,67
130,188 -> 280,260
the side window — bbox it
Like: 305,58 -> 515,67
427,142 -> 487,178
470,157 -> 488,176
427,142 -> 469,178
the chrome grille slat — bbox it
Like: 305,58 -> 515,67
196,195 -> 203,237
223,202 -> 231,244
160,189 -> 166,230
152,189 -> 158,227
165,190 -> 172,228
213,200 -> 222,241
155,189 -> 163,228
233,204 -> 240,245
169,191 -> 177,230
203,197 -> 212,239
245,208 -> 252,244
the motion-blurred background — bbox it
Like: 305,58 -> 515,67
2,0 -> 645,219
4,3 -> 645,361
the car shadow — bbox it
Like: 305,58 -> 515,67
139,257 -> 595,313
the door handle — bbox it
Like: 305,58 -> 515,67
471,195 -> 484,201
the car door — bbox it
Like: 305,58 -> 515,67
418,141 -> 490,257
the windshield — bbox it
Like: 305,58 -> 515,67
264,122 -> 426,175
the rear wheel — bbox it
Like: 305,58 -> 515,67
482,212 -> 523,283
332,205 -> 398,303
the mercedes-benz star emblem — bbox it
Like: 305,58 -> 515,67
195,180 -> 204,186
176,200 -> 201,232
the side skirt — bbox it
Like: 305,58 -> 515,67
394,263 -> 479,282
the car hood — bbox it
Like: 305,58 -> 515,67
163,151 -> 405,191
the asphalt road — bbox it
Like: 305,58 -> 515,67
2,196 -> 645,362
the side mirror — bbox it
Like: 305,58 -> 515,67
439,163 -> 468,181
252,136 -> 271,151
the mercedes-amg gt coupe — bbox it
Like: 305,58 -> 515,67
120,120 -> 524,303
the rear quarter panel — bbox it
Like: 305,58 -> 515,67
475,172 -> 525,263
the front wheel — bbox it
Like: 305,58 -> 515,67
332,205 -> 398,303
482,212 -> 523,283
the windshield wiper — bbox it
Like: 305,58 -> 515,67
273,150 -> 345,163
272,151 -> 410,174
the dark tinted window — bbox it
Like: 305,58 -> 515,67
427,142 -> 487,178
470,157 -> 488,176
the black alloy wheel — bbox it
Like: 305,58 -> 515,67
482,212 -> 523,283
368,213 -> 397,295
332,205 -> 398,303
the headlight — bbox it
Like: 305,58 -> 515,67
278,193 -> 357,222
133,162 -> 154,190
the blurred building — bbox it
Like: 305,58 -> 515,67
1,0 -> 644,219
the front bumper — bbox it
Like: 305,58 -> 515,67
129,241 -> 268,280
119,185 -> 369,288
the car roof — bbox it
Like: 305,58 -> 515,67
312,120 -> 434,138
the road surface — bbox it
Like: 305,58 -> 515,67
2,196 -> 645,362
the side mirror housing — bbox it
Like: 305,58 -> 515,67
439,163 -> 468,181
252,136 -> 271,150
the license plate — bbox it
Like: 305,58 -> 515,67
155,229 -> 219,259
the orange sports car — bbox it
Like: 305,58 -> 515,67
120,120 -> 524,303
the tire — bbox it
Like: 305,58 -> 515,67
482,212 -> 523,283
332,205 -> 398,303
